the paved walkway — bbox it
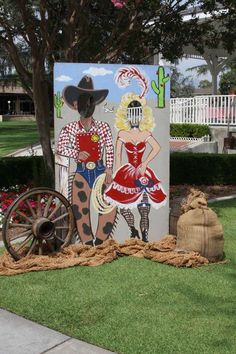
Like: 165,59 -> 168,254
5,142 -> 53,157
0,309 -> 115,354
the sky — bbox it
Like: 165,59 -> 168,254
176,58 -> 212,86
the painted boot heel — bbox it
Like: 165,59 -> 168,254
130,226 -> 140,239
141,229 -> 149,243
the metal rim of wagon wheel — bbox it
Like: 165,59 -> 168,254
2,187 -> 75,260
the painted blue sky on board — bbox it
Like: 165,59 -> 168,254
54,63 -> 170,104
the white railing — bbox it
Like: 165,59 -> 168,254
170,95 -> 236,126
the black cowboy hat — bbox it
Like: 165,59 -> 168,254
62,75 -> 109,110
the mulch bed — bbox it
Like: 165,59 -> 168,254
170,184 -> 236,204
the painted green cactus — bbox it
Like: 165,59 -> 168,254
151,66 -> 170,108
54,91 -> 64,118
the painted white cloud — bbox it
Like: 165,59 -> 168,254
55,75 -> 73,82
83,67 -> 113,77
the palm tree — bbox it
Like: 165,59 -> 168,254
186,57 -> 231,95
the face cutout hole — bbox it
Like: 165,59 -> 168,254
77,94 -> 95,118
127,100 -> 143,127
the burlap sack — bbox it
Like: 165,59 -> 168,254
176,191 -> 224,261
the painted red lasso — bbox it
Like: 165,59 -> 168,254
115,66 -> 149,98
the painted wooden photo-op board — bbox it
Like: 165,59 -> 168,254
54,63 -> 170,246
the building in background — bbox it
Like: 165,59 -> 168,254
0,83 -> 34,116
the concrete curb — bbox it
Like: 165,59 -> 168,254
5,142 -> 41,157
208,194 -> 236,203
5,140 -> 54,157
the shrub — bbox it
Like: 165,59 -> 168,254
0,156 -> 51,188
170,153 -> 236,185
170,124 -> 211,138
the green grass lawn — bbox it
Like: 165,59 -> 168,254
0,199 -> 236,354
0,121 -> 39,156
0,121 -> 54,157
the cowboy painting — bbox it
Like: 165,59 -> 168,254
56,75 -> 117,246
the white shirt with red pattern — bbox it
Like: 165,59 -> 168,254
57,119 -> 114,169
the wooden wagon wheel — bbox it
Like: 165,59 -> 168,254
2,188 -> 75,260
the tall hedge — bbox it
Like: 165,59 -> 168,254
0,156 -> 50,188
170,153 -> 236,185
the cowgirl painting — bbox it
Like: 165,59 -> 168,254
104,91 -> 167,242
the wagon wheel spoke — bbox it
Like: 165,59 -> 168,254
25,199 -> 37,219
52,212 -> 69,223
45,240 -> 55,253
43,195 -> 53,217
55,226 -> 69,230
11,229 -> 32,241
10,223 -> 32,229
38,239 -> 43,255
15,210 -> 33,224
54,234 -> 68,243
48,201 -> 63,220
26,237 -> 37,256
37,194 -> 42,217
15,233 -> 34,252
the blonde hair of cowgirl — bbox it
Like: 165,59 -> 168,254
115,92 -> 155,131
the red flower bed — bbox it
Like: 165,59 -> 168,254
0,184 -> 34,226
0,184 -> 57,227
0,185 -> 30,213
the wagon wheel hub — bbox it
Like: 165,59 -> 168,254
32,217 -> 55,240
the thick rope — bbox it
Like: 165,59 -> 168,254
0,235 -> 211,276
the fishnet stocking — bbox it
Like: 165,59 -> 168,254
120,208 -> 134,228
138,193 -> 151,232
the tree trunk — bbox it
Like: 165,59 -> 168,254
211,72 -> 218,95
32,59 -> 54,187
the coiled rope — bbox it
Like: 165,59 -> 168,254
91,173 -> 116,214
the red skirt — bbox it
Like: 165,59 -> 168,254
104,163 -> 167,209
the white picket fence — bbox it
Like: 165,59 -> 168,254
170,95 -> 236,126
